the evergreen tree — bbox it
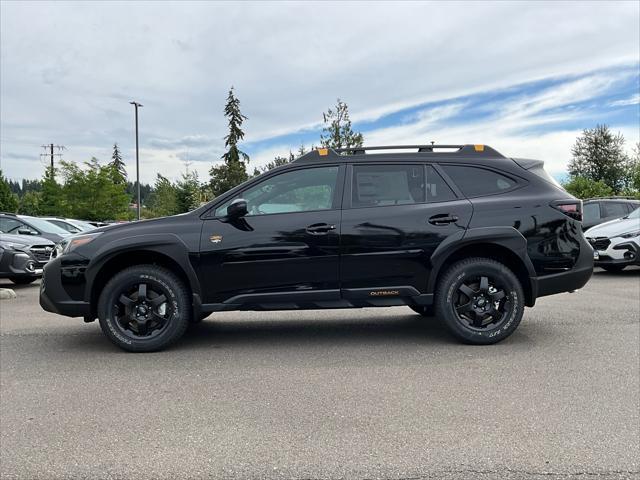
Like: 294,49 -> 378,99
568,125 -> 630,193
320,99 -> 364,150
39,167 -> 64,216
175,169 -> 201,213
0,169 -> 19,212
210,87 -> 249,197
146,174 -> 178,217
109,143 -> 127,184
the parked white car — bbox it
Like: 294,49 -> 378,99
41,217 -> 97,234
585,207 -> 640,272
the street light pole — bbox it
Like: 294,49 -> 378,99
129,101 -> 143,220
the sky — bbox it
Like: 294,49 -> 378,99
1,1 -> 639,185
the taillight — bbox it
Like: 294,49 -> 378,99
551,200 -> 582,221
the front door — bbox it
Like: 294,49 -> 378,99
340,163 -> 472,298
198,164 -> 345,306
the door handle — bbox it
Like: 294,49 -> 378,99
428,214 -> 459,226
306,223 -> 336,235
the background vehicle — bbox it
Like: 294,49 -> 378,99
1,233 -> 55,284
0,213 -> 71,243
41,217 -> 97,234
582,197 -> 640,230
40,144 -> 593,352
585,207 -> 640,272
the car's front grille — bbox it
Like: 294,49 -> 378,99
587,237 -> 611,251
29,245 -> 54,264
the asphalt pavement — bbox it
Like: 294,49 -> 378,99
0,268 -> 639,479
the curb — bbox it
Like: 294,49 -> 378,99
0,288 -> 17,300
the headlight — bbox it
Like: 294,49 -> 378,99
0,241 -> 25,250
58,232 -> 102,256
620,230 -> 640,239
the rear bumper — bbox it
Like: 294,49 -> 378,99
39,256 -> 90,318
531,236 -> 594,300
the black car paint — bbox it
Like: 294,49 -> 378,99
40,147 -> 593,321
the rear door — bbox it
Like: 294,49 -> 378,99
339,163 -> 472,298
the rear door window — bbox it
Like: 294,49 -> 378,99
426,166 -> 456,203
583,203 -> 601,224
352,164 -> 424,208
440,165 -> 517,197
603,202 -> 628,219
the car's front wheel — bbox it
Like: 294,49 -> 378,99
97,265 -> 191,352
435,258 -> 524,345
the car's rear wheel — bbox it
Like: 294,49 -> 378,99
601,265 -> 626,273
435,258 -> 524,345
8,277 -> 36,285
409,305 -> 435,317
97,265 -> 190,352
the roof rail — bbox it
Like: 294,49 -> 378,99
0,212 -> 17,216
293,144 -> 505,162
585,196 -> 640,201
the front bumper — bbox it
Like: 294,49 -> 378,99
590,236 -> 640,267
39,255 -> 90,318
0,249 -> 42,279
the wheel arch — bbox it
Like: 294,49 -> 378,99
85,235 -> 201,318
428,227 -> 537,307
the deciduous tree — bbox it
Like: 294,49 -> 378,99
568,125 -> 630,193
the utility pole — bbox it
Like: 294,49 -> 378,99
40,144 -> 65,178
129,101 -> 143,220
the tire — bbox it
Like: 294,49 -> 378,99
409,305 -> 435,317
97,265 -> 191,352
9,277 -> 36,285
601,265 -> 626,273
435,257 -> 525,345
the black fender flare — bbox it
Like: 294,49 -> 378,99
426,226 -> 536,294
83,233 -> 201,303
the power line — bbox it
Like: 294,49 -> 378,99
40,144 -> 65,177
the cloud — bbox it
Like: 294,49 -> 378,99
609,94 -> 640,107
1,1 -> 638,183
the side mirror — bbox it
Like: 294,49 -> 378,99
227,198 -> 248,218
18,228 -> 35,235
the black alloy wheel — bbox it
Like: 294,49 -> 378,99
98,265 -> 190,352
435,257 -> 524,344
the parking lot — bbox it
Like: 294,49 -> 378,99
0,268 -> 638,479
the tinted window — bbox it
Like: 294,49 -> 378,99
352,164 -> 424,208
426,166 -> 456,202
441,166 -> 516,197
603,202 -> 628,218
0,218 -> 25,234
215,166 -> 339,216
583,203 -> 601,223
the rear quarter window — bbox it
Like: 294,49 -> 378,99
440,165 -> 517,197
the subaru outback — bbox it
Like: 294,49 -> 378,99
40,144 -> 594,352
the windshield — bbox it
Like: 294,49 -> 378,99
23,217 -> 70,234
626,207 -> 640,219
69,220 -> 96,231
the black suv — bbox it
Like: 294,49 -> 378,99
40,145 -> 593,352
